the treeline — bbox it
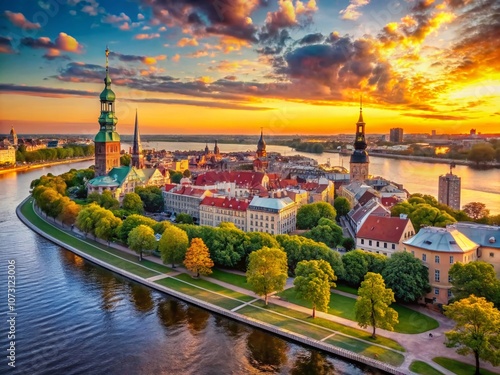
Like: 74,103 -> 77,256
16,144 -> 95,163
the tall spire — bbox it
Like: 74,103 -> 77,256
358,94 -> 364,123
131,109 -> 144,169
257,127 -> 267,158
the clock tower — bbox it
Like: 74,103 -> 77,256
94,47 -> 120,176
349,96 -> 369,182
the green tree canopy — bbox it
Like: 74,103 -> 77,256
158,225 -> 189,267
296,202 -> 336,229
355,272 -> 399,338
382,252 -> 430,303
462,202 -> 490,220
135,186 -> 164,213
468,143 -> 495,165
247,247 -> 288,305
449,261 -> 500,307
293,259 -> 336,318
117,214 -> 157,243
120,154 -> 131,166
122,192 -> 144,214
94,209 -> 122,244
128,224 -> 156,261
176,213 -> 194,224
444,295 -> 500,375
334,196 -> 351,217
341,250 -> 369,287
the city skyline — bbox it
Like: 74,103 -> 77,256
0,0 -> 499,135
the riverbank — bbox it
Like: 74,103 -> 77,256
0,157 -> 93,176
18,197 -> 408,374
19,198 -> 500,375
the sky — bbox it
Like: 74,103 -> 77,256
0,0 -> 499,136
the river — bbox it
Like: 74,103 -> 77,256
136,141 -> 500,215
0,162 -> 377,374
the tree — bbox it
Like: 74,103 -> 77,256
57,197 -> 81,226
444,295 -> 500,375
462,202 -> 490,220
122,192 -> 144,214
128,224 -> 156,261
184,238 -> 214,277
120,154 -> 131,166
334,196 -> 351,218
468,143 -> 495,165
341,237 -> 355,251
95,210 -> 122,245
117,214 -> 157,243
136,186 -> 164,213
247,247 -> 288,305
158,226 -> 189,267
183,169 -> 191,177
449,261 -> 500,307
296,204 -> 320,229
176,213 -> 194,224
355,272 -> 399,338
409,204 -> 456,231
293,259 -> 336,318
382,252 -> 430,303
170,171 -> 183,183
342,250 -> 369,286
303,224 -> 343,248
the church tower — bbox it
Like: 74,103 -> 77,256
94,47 -> 120,177
131,109 -> 144,169
349,96 -> 369,182
9,127 -> 17,147
256,128 -> 267,158
214,140 -> 220,155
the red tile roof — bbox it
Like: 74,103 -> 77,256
357,215 -> 411,243
195,171 -> 266,188
358,191 -> 379,206
168,185 -> 211,197
200,196 -> 249,211
381,196 -> 399,208
164,183 -> 177,192
279,179 -> 299,188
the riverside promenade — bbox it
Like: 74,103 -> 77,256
17,198 -> 500,375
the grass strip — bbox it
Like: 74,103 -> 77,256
433,357 -> 500,375
209,269 -> 250,289
279,287 -> 439,334
409,360 -> 444,375
156,276 -> 246,310
251,300 -> 405,352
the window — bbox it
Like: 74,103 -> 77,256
448,290 -> 452,297
384,243 -> 387,248
448,275 -> 452,283
361,239 -> 364,244
434,288 -> 439,295
435,256 -> 440,264
449,256 -> 454,264
369,240 -> 372,246
411,251 -> 415,256
376,241 -> 380,247
490,252 -> 495,258
435,270 -> 440,282
391,244 -> 395,250
422,254 -> 427,261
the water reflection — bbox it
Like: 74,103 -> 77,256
157,299 -> 188,328
186,305 -> 210,334
128,283 -> 155,313
246,329 -> 289,372
291,351 -> 336,375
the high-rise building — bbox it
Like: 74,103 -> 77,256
131,109 -> 144,169
94,47 -> 120,176
438,165 -> 461,210
389,128 -> 403,143
350,96 -> 369,182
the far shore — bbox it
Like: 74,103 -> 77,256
0,157 -> 94,176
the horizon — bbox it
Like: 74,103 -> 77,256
1,1 -> 499,135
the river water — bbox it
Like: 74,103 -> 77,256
134,141 -> 500,215
0,162 -> 376,374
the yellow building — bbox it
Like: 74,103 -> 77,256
247,196 -> 297,235
0,144 -> 16,165
403,226 -> 479,306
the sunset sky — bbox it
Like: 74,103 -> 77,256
0,0 -> 499,136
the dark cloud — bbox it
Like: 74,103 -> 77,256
140,0 -> 263,42
223,75 -> 237,80
0,83 -> 97,97
0,36 -> 15,54
55,62 -> 137,83
298,33 -> 324,45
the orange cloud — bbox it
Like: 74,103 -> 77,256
134,33 -> 160,40
171,54 -> 180,62
177,37 -> 199,47
4,10 -> 41,30
55,33 -> 83,53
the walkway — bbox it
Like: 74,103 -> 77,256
29,203 -> 500,375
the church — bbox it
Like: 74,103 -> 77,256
87,47 -> 168,200
349,97 -> 370,182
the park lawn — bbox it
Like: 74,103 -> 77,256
156,277 -> 246,310
433,357 -> 500,375
237,304 -> 331,340
279,287 -> 438,334
209,269 -> 250,289
251,300 -> 405,352
410,360 -> 444,375
335,283 -> 358,295
22,201 -> 159,278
